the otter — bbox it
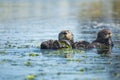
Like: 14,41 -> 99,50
73,41 -> 90,50
40,30 -> 74,49
88,29 -> 114,54
58,30 -> 74,45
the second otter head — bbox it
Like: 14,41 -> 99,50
97,29 -> 112,39
58,30 -> 74,42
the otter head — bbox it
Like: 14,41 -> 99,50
97,29 -> 112,39
58,30 -> 74,42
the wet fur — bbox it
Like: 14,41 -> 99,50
41,30 -> 74,49
89,29 -> 114,54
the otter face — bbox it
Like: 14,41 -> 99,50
58,30 -> 74,42
97,29 -> 112,39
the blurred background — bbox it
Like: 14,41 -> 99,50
0,0 -> 120,23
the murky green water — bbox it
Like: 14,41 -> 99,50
0,0 -> 120,80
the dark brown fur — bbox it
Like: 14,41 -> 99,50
92,29 -> 113,47
58,30 -> 74,45
73,41 -> 90,49
41,30 -> 73,49
88,29 -> 114,54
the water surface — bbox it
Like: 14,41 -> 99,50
0,0 -> 120,80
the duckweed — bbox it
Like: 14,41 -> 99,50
113,72 -> 120,77
25,45 -> 30,48
0,60 -> 7,64
79,68 -> 85,72
29,53 -> 39,57
0,59 -> 12,64
26,74 -> 36,80
79,50 -> 85,54
0,50 -> 7,54
8,44 -> 12,48
17,46 -> 23,49
24,62 -> 32,66
17,45 -> 31,48
67,59 -> 82,62
73,49 -> 85,54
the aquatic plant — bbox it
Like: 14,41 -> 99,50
25,45 -> 30,48
112,72 -> 120,77
79,68 -> 85,72
26,74 -> 36,80
17,45 -> 31,48
67,59 -> 82,63
0,50 -> 7,54
29,53 -> 39,57
0,59 -> 8,64
60,41 -> 72,49
24,62 -> 32,66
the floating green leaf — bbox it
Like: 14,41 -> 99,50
80,68 -> 85,72
24,62 -> 32,66
0,50 -> 7,54
29,53 -> 39,57
26,74 -> 36,80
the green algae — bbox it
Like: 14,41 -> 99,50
25,45 -> 30,48
29,53 -> 39,57
0,60 -> 8,64
17,45 -> 31,49
79,68 -> 85,72
112,72 -> 120,77
67,59 -> 83,62
26,74 -> 36,80
0,50 -> 7,54
60,41 -> 72,49
24,62 -> 32,66
0,59 -> 14,64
